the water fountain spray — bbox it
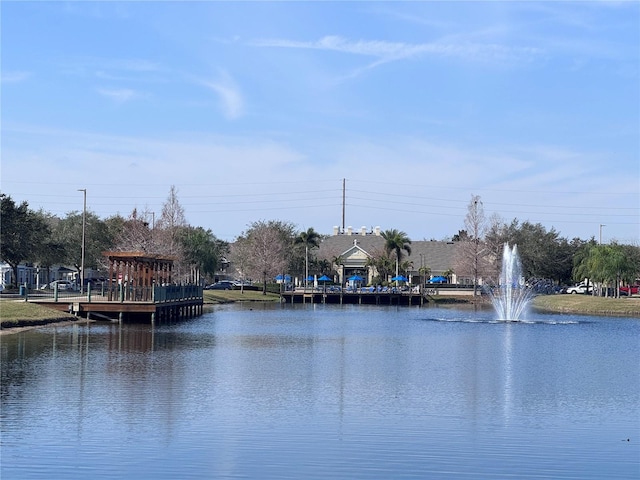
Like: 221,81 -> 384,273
490,244 -> 533,321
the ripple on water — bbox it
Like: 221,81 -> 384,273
1,306 -> 638,480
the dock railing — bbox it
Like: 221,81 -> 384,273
20,282 -> 203,304
153,285 -> 203,303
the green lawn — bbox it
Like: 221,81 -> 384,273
203,289 -> 281,304
531,294 -> 640,317
1,300 -> 76,328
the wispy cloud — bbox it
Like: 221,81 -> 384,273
199,71 -> 244,120
1,71 -> 31,83
251,35 -> 542,69
60,57 -> 163,81
96,88 -> 137,103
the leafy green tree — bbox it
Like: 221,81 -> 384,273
487,218 -> 581,284
51,211 -> 115,275
399,260 -> 412,277
316,259 -> 331,275
572,239 -> 598,287
418,265 -> 431,285
0,194 -> 50,285
381,228 -> 412,279
180,226 -> 229,281
295,227 -> 321,288
443,268 -> 455,283
578,243 -> 638,297
30,210 -> 68,284
329,254 -> 344,282
366,250 -> 394,284
103,214 -> 127,249
620,244 -> 640,285
330,254 -> 343,269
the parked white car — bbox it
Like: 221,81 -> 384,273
565,284 -> 592,294
41,280 -> 78,291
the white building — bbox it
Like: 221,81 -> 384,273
0,263 -> 79,289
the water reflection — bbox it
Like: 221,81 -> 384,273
1,305 -> 638,480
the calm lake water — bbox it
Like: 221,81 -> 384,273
1,304 -> 639,479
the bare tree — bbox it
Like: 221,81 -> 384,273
240,220 -> 295,294
112,208 -> 154,252
154,186 -> 189,281
156,185 -> 187,254
229,236 -> 253,291
454,195 -> 490,295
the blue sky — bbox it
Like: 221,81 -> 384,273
2,1 -> 639,243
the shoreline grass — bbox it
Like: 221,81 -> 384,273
530,294 -> 640,316
1,300 -> 77,330
203,290 -> 281,304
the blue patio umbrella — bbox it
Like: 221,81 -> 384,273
391,275 -> 408,282
348,275 -> 364,282
275,274 -> 291,282
307,275 -> 315,282
429,276 -> 447,284
318,275 -> 332,282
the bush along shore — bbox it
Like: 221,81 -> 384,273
1,292 -> 638,333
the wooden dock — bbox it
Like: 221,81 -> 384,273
31,284 -> 204,323
281,289 -> 428,306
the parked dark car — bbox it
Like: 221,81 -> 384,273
204,281 -> 235,290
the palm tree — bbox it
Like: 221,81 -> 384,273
331,254 -> 344,284
317,259 -> 331,275
295,228 -> 321,289
381,229 -> 412,280
443,268 -> 454,284
418,266 -> 431,286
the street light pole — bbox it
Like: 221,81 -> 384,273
78,189 -> 87,293
599,224 -> 606,245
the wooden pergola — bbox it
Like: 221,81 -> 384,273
103,251 -> 175,301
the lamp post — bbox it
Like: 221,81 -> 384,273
150,211 -> 155,248
78,189 -> 87,293
599,224 -> 606,245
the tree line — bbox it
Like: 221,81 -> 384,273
0,188 -> 228,287
454,195 -> 640,297
2,190 -> 639,296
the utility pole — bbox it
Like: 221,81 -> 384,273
342,178 -> 346,233
78,189 -> 87,293
599,224 -> 606,244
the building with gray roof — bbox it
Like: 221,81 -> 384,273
316,226 -> 460,286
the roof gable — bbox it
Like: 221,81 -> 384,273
341,243 -> 372,265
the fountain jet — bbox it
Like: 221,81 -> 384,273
491,244 -> 533,321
